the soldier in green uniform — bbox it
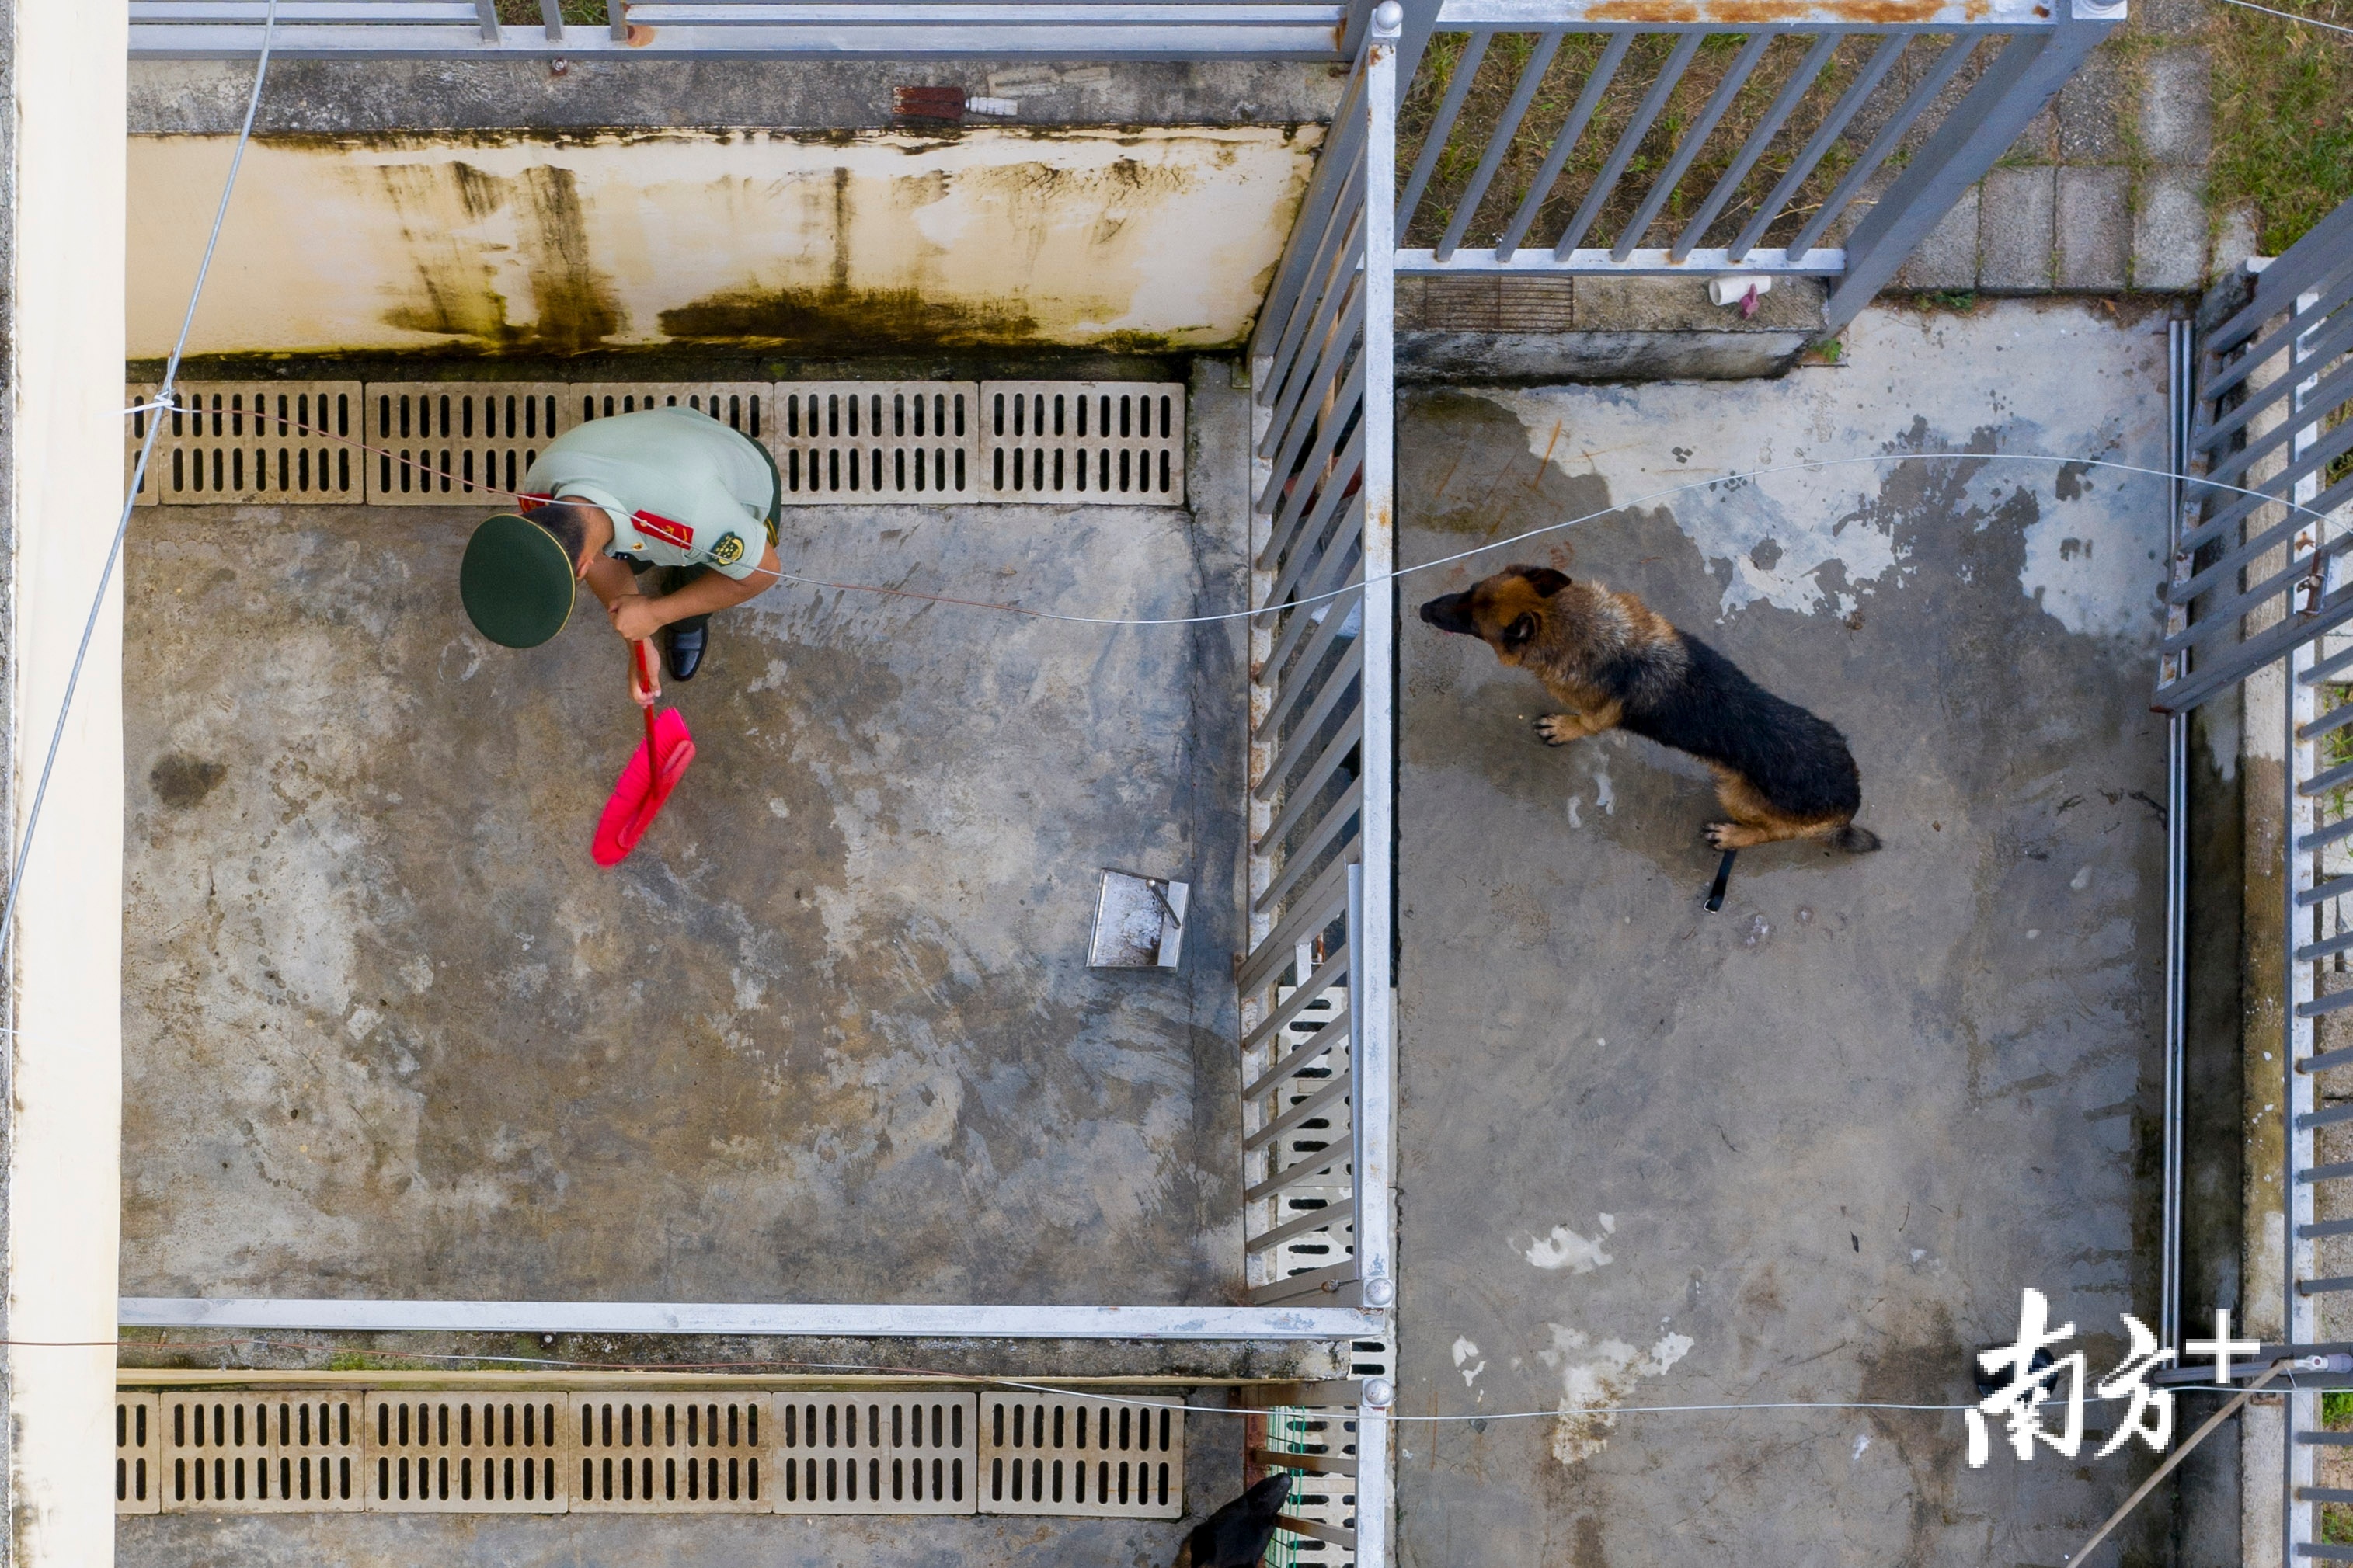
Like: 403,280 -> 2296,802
456,405 -> 784,680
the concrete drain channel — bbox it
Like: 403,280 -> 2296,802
117,1386 -> 1183,1521
125,378 -> 1187,508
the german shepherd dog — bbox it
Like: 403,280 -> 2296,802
1171,1475 -> 1290,1568
1419,565 -> 1880,854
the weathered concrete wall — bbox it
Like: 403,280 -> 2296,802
126,127 -> 1320,359
128,58 -> 1345,136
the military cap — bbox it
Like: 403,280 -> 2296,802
460,513 -> 576,648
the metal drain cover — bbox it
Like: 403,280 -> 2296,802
1088,871 -> 1188,968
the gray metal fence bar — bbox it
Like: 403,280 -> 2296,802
1255,356 -> 1363,515
1255,705 -> 1363,851
1245,1012 -> 1352,1099
1255,784 -> 1366,915
1827,12 -> 2115,330
1552,30 -> 1701,256
535,0 -> 561,37
1669,31 -> 1836,262
1610,30 -> 1774,261
1244,1011 -> 1352,1099
472,0 -> 496,36
1260,165 -> 1367,416
1785,31 -> 1976,258
1253,64 -> 1370,367
1433,30 -> 1566,262
1396,27 -> 1494,234
1726,32 -> 1907,260
1261,251 -> 1366,460
1492,30 -> 1631,259
1265,543 -> 1364,679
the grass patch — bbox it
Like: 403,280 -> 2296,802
1396,33 -> 1996,258
2212,0 -> 2353,254
495,0 -> 610,26
2327,1388 -> 2353,1427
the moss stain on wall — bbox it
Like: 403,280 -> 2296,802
127,126 -> 1322,357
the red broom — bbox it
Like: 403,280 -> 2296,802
592,639 -> 695,867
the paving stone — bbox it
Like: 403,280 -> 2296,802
2134,0 -> 2209,33
2140,47 -> 2213,165
2133,169 -> 2210,291
2058,48 -> 2133,164
2057,166 -> 2131,290
1979,165 -> 2057,290
1897,184 -> 1979,290
2216,202 -> 2264,276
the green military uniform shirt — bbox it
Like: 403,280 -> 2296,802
523,408 -> 778,582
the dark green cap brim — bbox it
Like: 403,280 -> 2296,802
461,513 -> 576,648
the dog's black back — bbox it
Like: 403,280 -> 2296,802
1172,1475 -> 1291,1568
1608,631 -> 1861,821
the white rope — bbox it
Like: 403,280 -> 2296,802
744,450 -> 2316,629
0,0 -> 280,968
2213,0 -> 2353,36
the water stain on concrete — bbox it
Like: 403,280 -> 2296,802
149,754 -> 226,809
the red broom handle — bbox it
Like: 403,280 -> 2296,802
634,639 -> 660,760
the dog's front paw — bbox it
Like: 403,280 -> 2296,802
1705,822 -> 1762,850
1534,714 -> 1583,747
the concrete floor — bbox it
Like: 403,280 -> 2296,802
1391,301 -> 2174,1566
120,370 -> 1251,1309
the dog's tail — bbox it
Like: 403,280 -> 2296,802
1830,823 -> 1882,854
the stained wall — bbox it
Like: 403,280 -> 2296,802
125,127 -> 1321,359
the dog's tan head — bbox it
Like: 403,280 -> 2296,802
1417,564 -> 1572,666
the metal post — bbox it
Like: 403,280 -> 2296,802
1356,0 -> 1399,1334
2163,318 -> 2191,1354
1356,1383 -> 1395,1568
1825,6 -> 2118,334
473,0 -> 501,41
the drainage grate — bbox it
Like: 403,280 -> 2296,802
979,1392 -> 1183,1518
774,1393 -> 976,1514
117,1394 -> 161,1514
774,382 -> 980,504
364,1393 -> 566,1512
571,1393 -> 764,1514
126,382 -> 364,506
568,383 -> 772,445
160,1392 -> 362,1512
117,1385 -> 1182,1520
364,384 -> 566,507
981,382 -> 1185,505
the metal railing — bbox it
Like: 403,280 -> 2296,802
1392,1 -> 2117,330
1230,24 -> 1399,1557
1238,10 -> 1396,1327
2156,201 -> 2353,716
1243,1386 -> 1391,1568
126,0 -> 1352,58
2142,192 -> 2353,1565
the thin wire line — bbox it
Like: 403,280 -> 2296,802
104,422 -> 2329,632
98,1335 -> 2178,1424
0,0 -> 280,973
2213,0 -> 2353,36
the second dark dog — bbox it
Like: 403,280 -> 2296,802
1418,565 -> 1881,853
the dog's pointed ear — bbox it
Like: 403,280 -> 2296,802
1517,566 -> 1572,597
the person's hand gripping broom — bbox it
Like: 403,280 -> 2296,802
591,638 -> 694,867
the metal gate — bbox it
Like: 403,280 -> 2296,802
2155,193 -> 2353,1564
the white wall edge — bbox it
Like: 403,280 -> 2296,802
120,1298 -> 1384,1340
7,1 -> 131,1563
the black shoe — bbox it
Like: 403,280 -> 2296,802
662,618 -> 708,682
